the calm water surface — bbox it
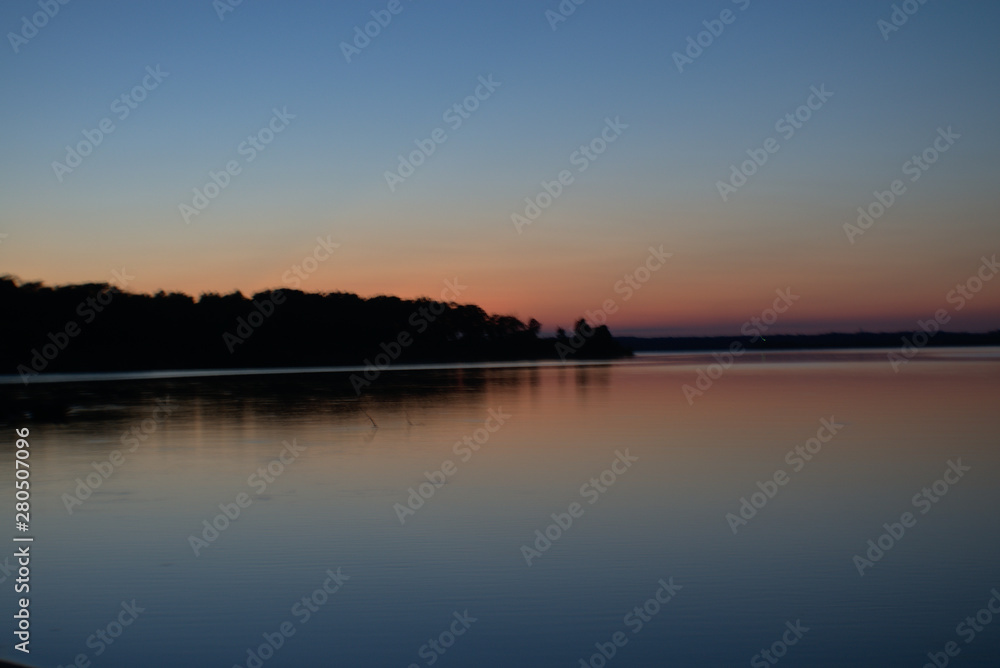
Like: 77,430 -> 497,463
1,350 -> 998,667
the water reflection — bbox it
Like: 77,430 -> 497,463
0,351 -> 997,667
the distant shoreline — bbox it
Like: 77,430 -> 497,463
2,344 -> 997,387
3,277 -> 997,382
617,331 -> 1000,352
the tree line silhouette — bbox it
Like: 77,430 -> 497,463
0,276 -> 631,378
617,331 -> 1000,352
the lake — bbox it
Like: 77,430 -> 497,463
2,349 -> 998,667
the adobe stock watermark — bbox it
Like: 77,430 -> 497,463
577,578 -> 682,667
406,611 -> 478,668
851,459 -> 971,576
681,288 -> 799,405
51,65 -> 169,182
888,253 -> 997,371
393,408 -> 511,524
511,117 -> 628,233
55,600 -> 145,668
231,568 -> 350,668
520,449 -> 639,566
545,0 -> 588,31
559,245 -> 672,360
726,417 -> 844,534
384,75 -> 501,192
348,277 -> 467,394
750,620 -> 810,667
7,0 -> 71,54
225,234 -> 341,352
16,267 -> 135,385
672,0 -> 752,73
921,588 -> 1000,668
179,107 -> 294,224
844,126 -> 959,244
213,0 -> 245,21
716,85 -> 833,202
878,0 -> 933,41
61,399 -> 177,514
340,0 -> 415,63
222,290 -> 287,354
281,234 -> 341,288
187,439 -> 306,556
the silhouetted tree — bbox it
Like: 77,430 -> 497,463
0,277 -> 631,377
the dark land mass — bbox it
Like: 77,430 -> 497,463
0,277 -> 629,381
3,277 -> 998,385
617,331 -> 1000,352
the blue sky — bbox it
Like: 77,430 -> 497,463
2,0 -> 998,335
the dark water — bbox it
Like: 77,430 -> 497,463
1,350 -> 998,667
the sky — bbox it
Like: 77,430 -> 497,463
1,0 -> 998,336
